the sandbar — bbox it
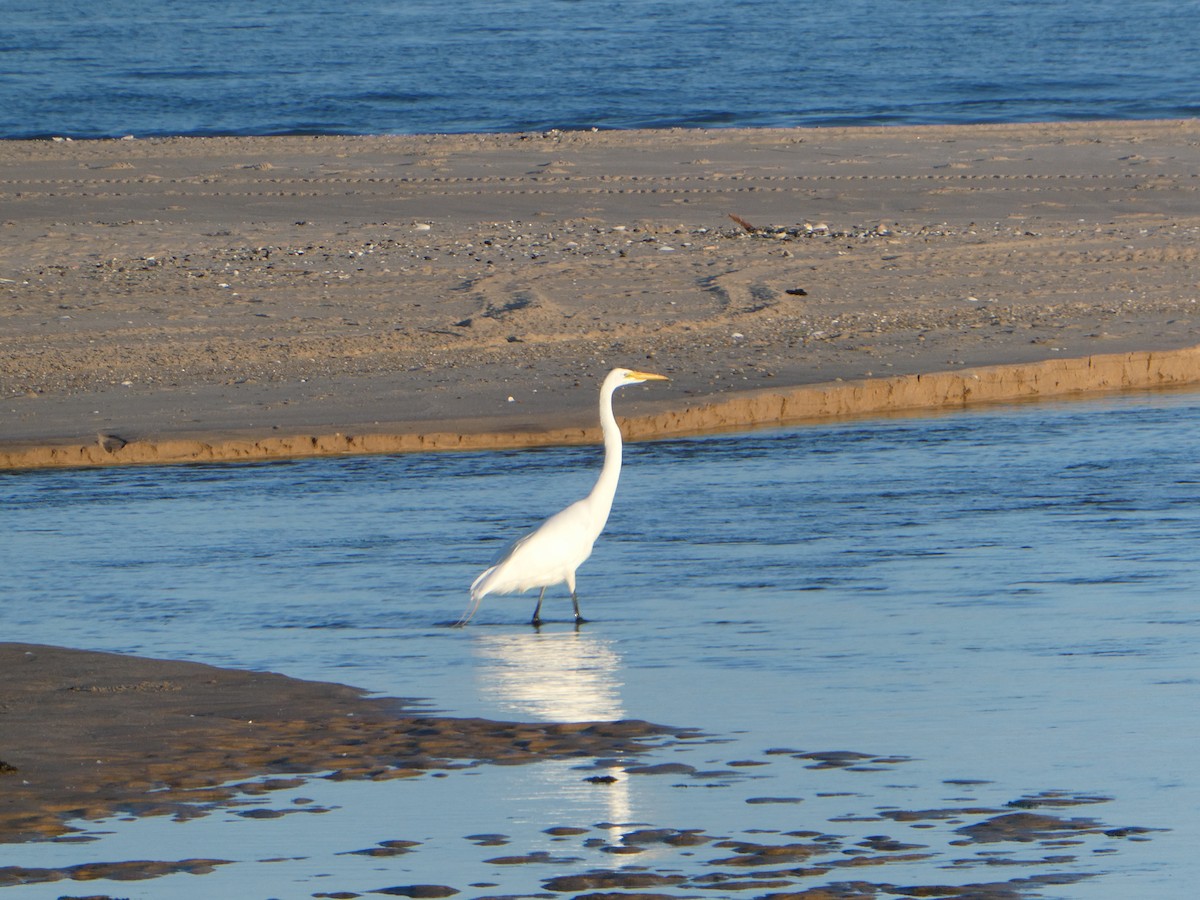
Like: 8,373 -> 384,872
2,119 -> 1199,468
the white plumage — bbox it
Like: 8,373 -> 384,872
457,367 -> 668,626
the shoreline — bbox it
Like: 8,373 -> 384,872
3,344 -> 1200,469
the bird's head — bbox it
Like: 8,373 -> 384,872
611,367 -> 670,387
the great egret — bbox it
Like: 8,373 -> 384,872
457,367 -> 669,627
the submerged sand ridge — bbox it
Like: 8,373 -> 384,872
0,643 -> 689,845
2,120 -> 1200,465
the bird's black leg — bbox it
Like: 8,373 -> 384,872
531,587 -> 546,627
572,590 -> 588,625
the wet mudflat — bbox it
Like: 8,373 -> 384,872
3,389 -> 1198,898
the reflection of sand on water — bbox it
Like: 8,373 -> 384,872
470,630 -> 633,833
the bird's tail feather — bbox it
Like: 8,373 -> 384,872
453,594 -> 482,628
470,565 -> 495,596
455,566 -> 496,626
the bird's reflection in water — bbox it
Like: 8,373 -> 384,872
470,629 -> 625,723
470,629 -> 635,836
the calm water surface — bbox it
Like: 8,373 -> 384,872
2,0 -> 1198,138
3,390 -> 1199,897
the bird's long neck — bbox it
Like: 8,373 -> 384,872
587,379 -> 624,521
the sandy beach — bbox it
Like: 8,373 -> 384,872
3,119 -> 1199,468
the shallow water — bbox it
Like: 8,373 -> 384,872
3,390 -> 1200,897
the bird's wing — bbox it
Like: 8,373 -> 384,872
467,526 -> 540,602
487,526 -> 539,568
472,503 -> 596,596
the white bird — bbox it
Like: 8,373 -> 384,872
457,367 -> 669,627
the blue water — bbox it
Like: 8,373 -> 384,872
3,389 -> 1200,897
2,0 -> 1197,140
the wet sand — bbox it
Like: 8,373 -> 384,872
0,643 -> 689,846
3,119 -> 1200,468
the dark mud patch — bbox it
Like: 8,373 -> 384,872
340,839 -> 423,858
0,857 -> 229,887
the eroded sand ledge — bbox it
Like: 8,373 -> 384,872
4,345 -> 1198,470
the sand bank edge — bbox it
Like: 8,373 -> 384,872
4,345 -> 1198,470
